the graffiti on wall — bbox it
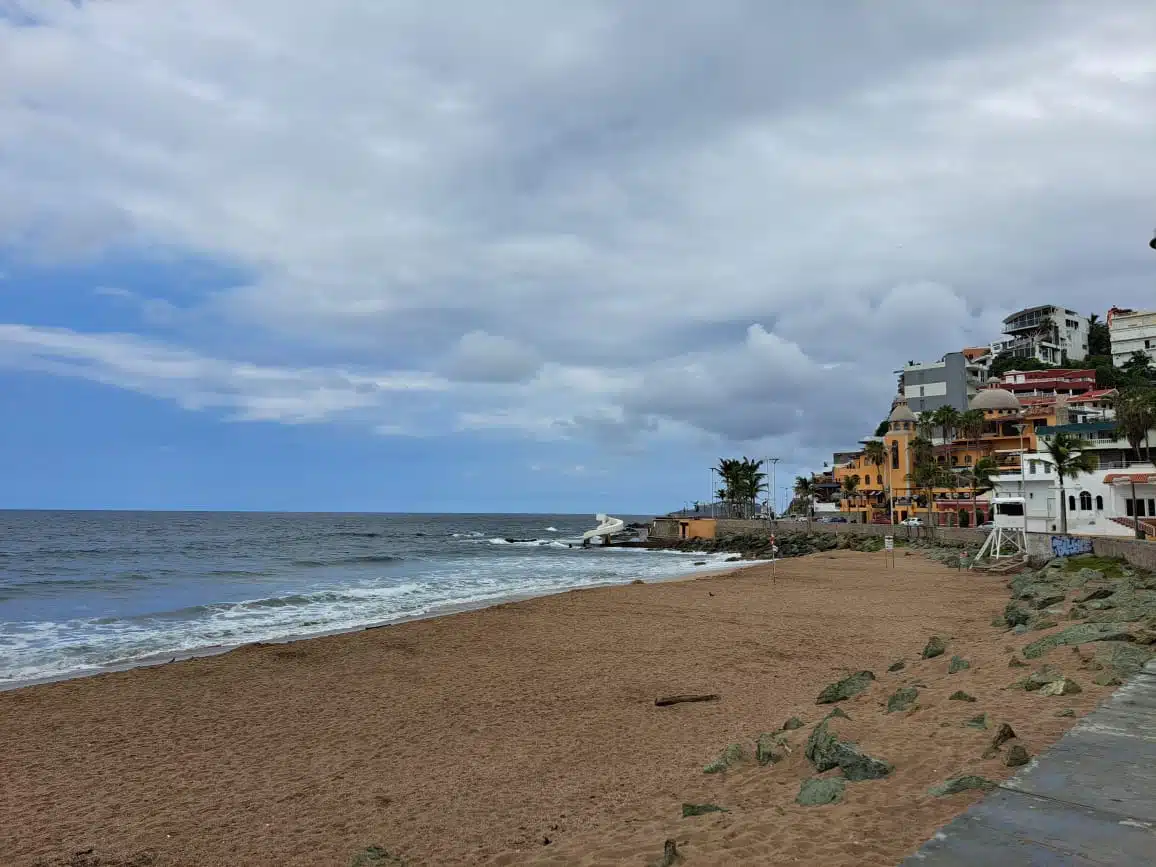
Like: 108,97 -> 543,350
1051,535 -> 1093,558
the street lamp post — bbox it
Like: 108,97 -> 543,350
769,457 -> 781,519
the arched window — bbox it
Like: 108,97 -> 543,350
877,475 -> 883,485
1068,495 -> 1076,512
891,442 -> 899,469
1096,495 -> 1104,511
1079,491 -> 1092,511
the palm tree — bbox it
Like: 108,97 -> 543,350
1043,432 -> 1097,534
908,436 -> 952,529
715,457 -> 766,517
841,474 -> 860,520
794,475 -> 816,531
959,456 -> 997,527
959,408 -> 986,464
1113,388 -> 1155,463
931,405 -> 961,454
864,440 -> 886,521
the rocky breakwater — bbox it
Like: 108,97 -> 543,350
648,530 -> 886,560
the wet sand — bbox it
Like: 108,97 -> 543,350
0,550 -> 1111,866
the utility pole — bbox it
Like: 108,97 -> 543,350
769,457 -> 780,519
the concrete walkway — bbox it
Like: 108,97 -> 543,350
902,659 -> 1156,865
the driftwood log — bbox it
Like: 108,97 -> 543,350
654,693 -> 720,707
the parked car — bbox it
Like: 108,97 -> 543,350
977,521 -> 995,529
899,517 -> 923,527
826,516 -> 848,523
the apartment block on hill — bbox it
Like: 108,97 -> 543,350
1107,306 -> 1156,368
991,305 -> 1088,364
895,351 -> 986,413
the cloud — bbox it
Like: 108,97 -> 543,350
0,324 -> 448,423
3,1 -> 1156,463
441,331 -> 541,383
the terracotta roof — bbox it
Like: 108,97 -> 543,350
1069,388 -> 1117,403
1104,473 -> 1156,484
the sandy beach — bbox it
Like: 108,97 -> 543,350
0,549 -> 1116,866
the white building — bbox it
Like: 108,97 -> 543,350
991,305 -> 1089,364
1107,307 -> 1156,368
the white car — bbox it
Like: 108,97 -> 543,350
899,517 -> 924,527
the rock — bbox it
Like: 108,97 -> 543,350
1033,594 -> 1067,610
949,691 -> 976,702
682,803 -> 728,817
1008,656 -> 1028,668
1077,587 -> 1115,603
725,556 -> 742,562
1039,678 -> 1082,696
1004,744 -> 1031,768
922,636 -> 948,659
1003,603 -> 1032,627
781,716 -> 805,731
1022,623 -> 1138,659
1085,599 -> 1116,610
825,707 -> 851,721
1013,625 -> 1029,635
1022,665 -> 1063,692
704,743 -> 747,773
991,723 -> 1017,748
1056,709 -> 1076,717
796,777 -> 846,806
815,670 -> 875,704
964,713 -> 990,730
1031,619 -> 1059,631
1067,605 -> 1089,620
756,732 -> 791,766
1076,568 -> 1105,583
886,687 -> 919,713
651,839 -> 682,867
631,579 -> 645,585
803,719 -> 892,780
1095,642 -> 1156,678
928,776 -> 995,797
948,656 -> 971,674
888,659 -> 906,672
693,561 -> 706,566
1092,671 -> 1123,686
350,847 -> 408,867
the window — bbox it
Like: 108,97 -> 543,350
891,442 -> 899,469
1079,491 -> 1092,511
965,455 -> 972,465
1030,461 -> 1038,474
877,475 -> 882,485
1096,495 -> 1104,511
1068,495 -> 1076,512
1127,499 -> 1134,517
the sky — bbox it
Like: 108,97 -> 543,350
2,1 -> 1156,513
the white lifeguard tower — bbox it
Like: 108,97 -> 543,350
972,496 -> 1028,568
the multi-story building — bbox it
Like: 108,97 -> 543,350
991,305 -> 1089,364
1107,307 -> 1156,368
895,351 -> 986,414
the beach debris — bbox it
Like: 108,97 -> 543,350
886,687 -> 919,714
703,743 -> 747,774
681,803 -> 728,817
756,731 -> 792,766
781,715 -> 805,731
964,713 -> 990,730
1008,656 -> 1028,668
350,846 -> 408,867
655,694 -> 720,707
804,719 -> 892,780
796,777 -> 846,806
887,659 -> 906,672
928,775 -> 996,797
948,691 -> 976,702
948,656 -> 971,673
815,670 -> 875,704
1004,744 -> 1031,768
1057,708 -> 1076,717
922,636 -> 947,659
1039,677 -> 1082,696
1022,622 -> 1137,659
651,839 -> 683,867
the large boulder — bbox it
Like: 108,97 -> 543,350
1039,677 -> 1082,696
796,777 -> 845,806
815,670 -> 875,704
804,719 -> 892,780
703,743 -> 747,774
1005,744 -> 1032,768
886,687 -> 919,713
1003,603 -> 1032,628
1095,642 -> 1156,678
928,776 -> 996,797
1022,623 -> 1138,659
922,636 -> 948,659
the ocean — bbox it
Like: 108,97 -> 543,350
0,511 -> 735,687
